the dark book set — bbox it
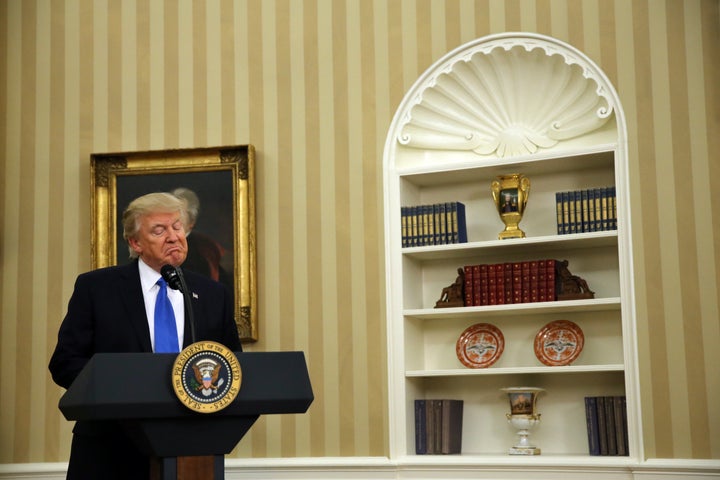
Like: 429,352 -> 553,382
401,202 -> 467,247
462,259 -> 559,306
414,399 -> 464,454
556,186 -> 617,235
584,395 -> 629,456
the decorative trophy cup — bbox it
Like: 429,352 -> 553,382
501,387 -> 545,455
491,174 -> 530,240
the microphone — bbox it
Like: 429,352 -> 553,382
161,264 -> 197,345
160,264 -> 183,291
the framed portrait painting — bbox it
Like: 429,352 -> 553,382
90,145 -> 257,342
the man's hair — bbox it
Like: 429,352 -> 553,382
122,192 -> 187,259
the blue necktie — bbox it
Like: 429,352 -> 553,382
155,278 -> 179,353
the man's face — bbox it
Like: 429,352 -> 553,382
128,211 -> 188,272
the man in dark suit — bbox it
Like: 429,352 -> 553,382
49,192 -> 241,480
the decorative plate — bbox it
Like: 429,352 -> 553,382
456,323 -> 505,368
534,320 -> 584,366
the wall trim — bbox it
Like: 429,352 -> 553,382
1,458 -> 718,480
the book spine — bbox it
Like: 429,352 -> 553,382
588,188 -> 597,232
471,264 -> 481,306
479,264 -> 489,306
441,399 -> 464,454
556,192 -> 564,235
596,396 -> 608,455
455,202 -> 467,243
521,261 -> 531,303
495,263 -> 505,304
438,203 -> 447,245
487,263 -> 498,305
568,191 -> 577,234
448,202 -> 458,244
610,186 -> 617,230
463,266 -> 474,307
584,397 -> 601,455
600,187 -> 609,231
574,190 -> 582,233
410,206 -> 419,247
614,395 -> 628,456
421,204 -> 430,246
401,206 -> 408,247
562,192 -> 570,234
512,262 -> 522,304
546,259 -> 557,301
581,189 -> 589,233
538,260 -> 547,302
529,260 -> 539,303
415,399 -> 427,454
604,395 -> 617,455
428,204 -> 439,245
504,263 -> 513,304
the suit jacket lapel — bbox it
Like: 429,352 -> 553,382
118,261 -> 153,352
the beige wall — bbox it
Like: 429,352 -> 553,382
0,0 -> 718,464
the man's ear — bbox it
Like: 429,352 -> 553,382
128,237 -> 142,255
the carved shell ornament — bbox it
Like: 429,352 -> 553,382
397,42 -> 615,158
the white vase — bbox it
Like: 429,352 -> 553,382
501,387 -> 545,455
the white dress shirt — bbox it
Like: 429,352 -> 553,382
137,258 -> 185,351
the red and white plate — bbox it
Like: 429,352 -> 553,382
456,323 -> 505,368
534,320 -> 584,366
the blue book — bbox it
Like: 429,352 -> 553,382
585,396 -> 601,455
609,186 -> 617,230
555,192 -> 563,234
588,188 -> 597,232
581,189 -> 589,232
438,203 -> 448,244
455,202 -> 467,243
561,191 -> 570,234
415,399 -> 427,454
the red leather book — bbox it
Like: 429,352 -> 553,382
470,265 -> 481,306
463,265 -> 474,307
487,263 -> 497,305
546,259 -> 557,301
494,264 -> 505,304
504,263 -> 513,304
529,260 -> 540,303
512,262 -> 523,304
521,261 -> 531,303
538,260 -> 548,302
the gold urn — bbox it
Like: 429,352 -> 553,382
491,174 -> 530,240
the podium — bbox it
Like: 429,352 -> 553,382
59,351 -> 314,480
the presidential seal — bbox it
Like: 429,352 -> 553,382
172,341 -> 241,413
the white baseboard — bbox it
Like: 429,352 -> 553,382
1,457 -> 718,480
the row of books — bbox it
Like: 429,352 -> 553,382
556,186 -> 617,235
584,395 -> 629,456
414,399 -> 464,454
401,202 -> 467,247
463,259 -> 558,306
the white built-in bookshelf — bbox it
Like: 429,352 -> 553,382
382,33 -> 641,468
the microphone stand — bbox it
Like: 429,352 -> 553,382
174,267 -> 197,345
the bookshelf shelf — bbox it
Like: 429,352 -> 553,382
404,297 -> 621,319
383,34 -> 639,467
402,231 -> 618,261
406,364 -> 625,377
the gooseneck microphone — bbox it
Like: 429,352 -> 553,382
161,264 -> 197,345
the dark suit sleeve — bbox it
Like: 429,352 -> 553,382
49,264 -> 152,389
48,274 -> 98,389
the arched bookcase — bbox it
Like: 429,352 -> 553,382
382,32 -> 640,471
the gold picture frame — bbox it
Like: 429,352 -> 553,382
90,145 -> 257,342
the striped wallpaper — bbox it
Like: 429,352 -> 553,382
0,0 -> 718,465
